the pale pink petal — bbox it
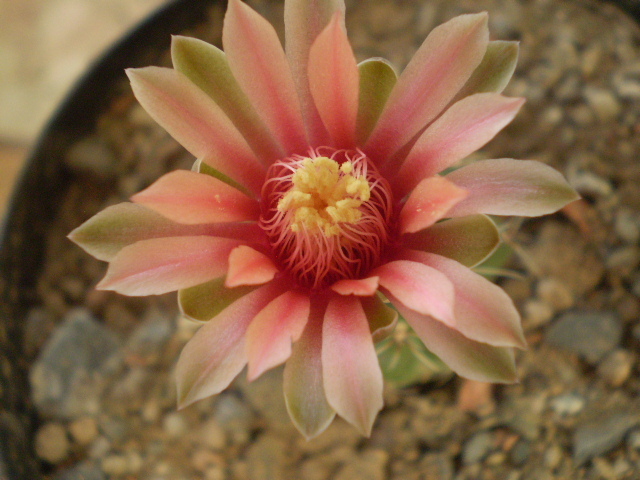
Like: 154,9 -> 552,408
126,67 -> 264,194
406,251 -> 526,348
225,246 -> 279,288
224,0 -> 308,154
246,291 -> 310,381
402,215 -> 500,268
308,13 -> 359,148
445,159 -> 580,217
374,260 -> 455,325
392,94 -> 525,197
399,176 -> 468,234
330,276 -> 380,296
97,236 -> 238,295
176,282 -> 283,408
392,300 -> 517,383
364,13 -> 489,164
283,308 -> 336,439
171,35 -> 284,164
285,0 -> 345,144
131,170 -> 260,225
323,296 -> 383,436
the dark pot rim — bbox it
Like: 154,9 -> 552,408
0,0 -> 638,477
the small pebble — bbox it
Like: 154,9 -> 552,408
597,349 -> 634,387
536,278 -> 574,311
69,417 -> 99,446
35,422 -> 70,464
163,412 -> 189,438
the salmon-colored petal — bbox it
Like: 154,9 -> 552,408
97,236 -> 238,295
392,300 -> 517,383
224,0 -> 308,154
406,251 -> 526,349
392,94 -> 525,197
330,276 -> 380,296
126,67 -> 264,194
225,245 -> 279,288
283,305 -> 335,439
285,0 -> 344,145
445,159 -> 580,217
308,13 -> 359,148
323,296 -> 383,436
374,260 -> 455,325
131,170 -> 260,225
402,215 -> 500,268
454,40 -> 519,99
171,36 -> 284,164
246,291 -> 310,381
356,58 -> 397,145
176,282 -> 283,408
399,176 -> 468,234
364,13 -> 489,165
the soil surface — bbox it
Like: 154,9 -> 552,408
20,0 -> 640,478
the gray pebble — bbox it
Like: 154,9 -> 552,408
546,311 -> 622,364
64,136 -> 117,180
462,431 -> 494,465
53,462 -> 106,480
574,413 -> 639,464
550,392 -> 586,417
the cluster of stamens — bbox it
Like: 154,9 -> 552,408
260,147 -> 393,290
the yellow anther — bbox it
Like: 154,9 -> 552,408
278,156 -> 371,236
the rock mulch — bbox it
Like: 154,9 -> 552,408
20,0 -> 640,478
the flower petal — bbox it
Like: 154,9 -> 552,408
131,170 -> 260,224
362,294 -> 398,343
97,236 -> 238,295
246,291 -> 310,381
179,277 -> 258,322
225,246 -> 279,288
171,36 -> 284,164
402,215 -> 500,268
330,276 -> 380,296
356,58 -> 397,144
308,13 -> 359,148
224,0 -> 308,154
364,13 -> 489,164
374,260 -> 455,325
393,93 -> 525,197
399,176 -> 468,234
283,306 -> 336,439
393,301 -> 517,383
445,159 -> 580,217
323,296 -> 383,436
176,282 -> 283,408
126,67 -> 264,194
454,40 -> 519,99
285,0 -> 345,144
407,251 -> 526,348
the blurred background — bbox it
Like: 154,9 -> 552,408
0,0 -> 168,216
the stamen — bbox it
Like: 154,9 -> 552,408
260,148 -> 393,290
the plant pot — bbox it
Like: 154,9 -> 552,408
1,0 -> 640,478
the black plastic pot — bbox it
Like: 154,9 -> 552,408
0,0 -> 638,477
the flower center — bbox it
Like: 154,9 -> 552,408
260,147 -> 393,290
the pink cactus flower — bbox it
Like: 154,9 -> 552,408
69,0 -> 579,438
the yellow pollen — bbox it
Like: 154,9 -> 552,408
277,156 -> 371,236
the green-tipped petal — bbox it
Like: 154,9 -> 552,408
179,277 -> 259,322
356,58 -> 397,144
68,203 -> 212,261
283,308 -> 335,439
455,40 -> 519,99
362,294 -> 398,343
403,215 -> 501,268
171,36 -> 283,164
